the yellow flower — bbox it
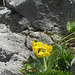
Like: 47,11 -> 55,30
31,41 -> 35,47
31,40 -> 53,58
32,46 -> 38,54
39,48 -> 44,52
43,52 -> 50,57
47,45 -> 52,52
36,52 -> 43,58
37,42 -> 42,48
43,44 -> 48,49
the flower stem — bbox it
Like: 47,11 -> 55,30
43,57 -> 47,71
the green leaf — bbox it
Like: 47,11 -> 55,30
67,47 -> 72,52
28,56 -> 38,63
66,21 -> 75,33
19,70 -> 27,74
26,64 -> 32,70
48,50 -> 59,71
30,62 -> 45,72
66,21 -> 72,32
53,44 -> 62,52
27,56 -> 45,73
56,34 -> 65,38
62,44 -> 65,50
36,57 -> 44,65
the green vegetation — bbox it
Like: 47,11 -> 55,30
19,21 -> 75,75
52,44 -> 74,71
19,41 -> 59,75
66,21 -> 75,33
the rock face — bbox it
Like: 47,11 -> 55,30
32,19 -> 58,33
0,11 -> 30,32
6,0 -> 74,34
0,0 -> 75,75
71,58 -> 75,73
0,7 -> 11,20
0,33 -> 26,75
0,23 -> 11,33
6,0 -> 39,21
0,33 -> 25,55
26,32 -> 54,49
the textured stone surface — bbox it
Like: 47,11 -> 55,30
0,54 -> 26,75
0,24 -> 11,33
0,33 -> 25,54
26,32 -> 54,49
71,57 -> 75,73
51,34 -> 62,41
6,0 -> 39,21
0,33 -> 25,74
0,33 -> 25,61
0,12 -> 30,32
0,7 -> 11,20
32,19 -> 57,31
6,0 -> 73,34
0,32 -> 34,75
0,0 -> 75,74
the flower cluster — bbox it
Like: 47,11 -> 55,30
31,41 -> 52,58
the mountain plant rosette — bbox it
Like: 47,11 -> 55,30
31,40 -> 52,58
52,44 -> 74,72
66,21 -> 75,33
19,40 -> 59,75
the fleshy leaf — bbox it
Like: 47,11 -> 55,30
53,44 -> 62,52
48,50 -> 59,71
66,21 -> 75,33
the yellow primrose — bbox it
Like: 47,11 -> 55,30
32,46 -> 38,54
47,45 -> 52,52
39,48 -> 44,52
31,40 -> 53,58
43,52 -> 50,57
31,41 -> 35,47
36,52 -> 43,58
37,42 -> 42,48
43,44 -> 48,49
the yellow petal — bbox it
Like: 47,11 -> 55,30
37,42 -> 42,48
36,52 -> 43,58
32,47 -> 38,54
47,45 -> 52,52
31,41 -> 35,47
39,48 -> 44,52
43,44 -> 48,49
43,52 -> 50,57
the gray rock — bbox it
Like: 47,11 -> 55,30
51,34 -> 62,41
11,14 -> 30,32
10,54 -> 26,62
6,0 -> 41,21
0,55 -> 25,75
0,32 -> 34,75
71,8 -> 75,21
0,7 -> 11,21
0,7 -> 31,33
0,61 -> 18,75
26,32 -> 54,49
71,57 -> 75,73
72,47 -> 75,56
1,12 -> 30,32
19,47 -> 34,59
21,30 -> 30,35
0,33 -> 25,62
32,19 -> 57,31
6,0 -> 73,34
71,0 -> 75,19
0,23 -> 11,33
